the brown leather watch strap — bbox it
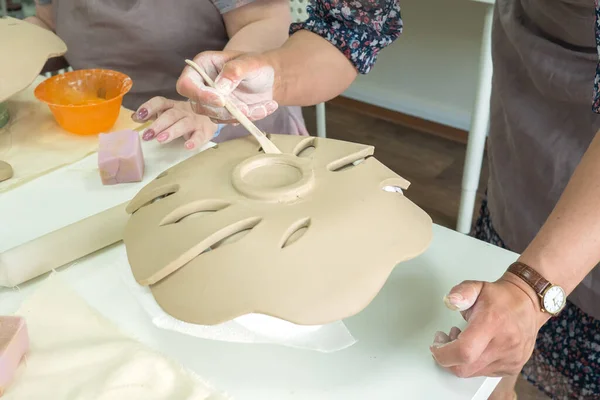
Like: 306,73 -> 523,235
507,261 -> 550,295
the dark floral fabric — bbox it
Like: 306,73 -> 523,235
289,0 -> 402,74
473,197 -> 600,399
595,0 -> 600,113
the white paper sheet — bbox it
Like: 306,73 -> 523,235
115,248 -> 357,353
3,274 -> 228,400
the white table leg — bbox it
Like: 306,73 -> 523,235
316,102 -> 326,138
456,4 -> 494,234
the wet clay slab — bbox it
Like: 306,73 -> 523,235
124,134 -> 433,326
0,17 -> 67,104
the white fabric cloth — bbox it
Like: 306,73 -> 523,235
3,274 -> 228,400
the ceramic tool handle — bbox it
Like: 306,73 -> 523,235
184,59 -> 281,154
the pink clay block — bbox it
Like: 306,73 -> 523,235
98,129 -> 145,185
0,316 -> 29,396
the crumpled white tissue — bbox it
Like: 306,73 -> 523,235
117,253 -> 357,353
3,274 -> 228,400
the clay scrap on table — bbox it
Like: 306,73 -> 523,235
98,130 -> 145,185
0,316 -> 29,396
0,162 -> 12,183
123,134 -> 433,326
0,17 -> 66,104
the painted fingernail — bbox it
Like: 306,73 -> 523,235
136,108 -> 148,121
443,293 -> 470,311
142,129 -> 156,141
156,133 -> 169,142
185,141 -> 195,150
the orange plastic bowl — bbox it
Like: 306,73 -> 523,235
34,69 -> 132,135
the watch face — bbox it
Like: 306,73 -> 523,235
543,285 -> 566,314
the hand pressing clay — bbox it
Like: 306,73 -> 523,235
98,130 -> 145,185
0,316 -> 29,396
0,162 -> 13,183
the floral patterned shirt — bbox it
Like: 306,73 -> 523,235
594,0 -> 600,112
289,0 -> 402,74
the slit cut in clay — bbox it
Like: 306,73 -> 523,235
127,183 -> 180,214
152,192 -> 176,204
329,155 -> 372,172
280,217 -> 311,248
160,200 -> 231,226
382,186 -> 404,194
210,218 -> 262,250
293,137 -> 317,158
151,216 -> 263,285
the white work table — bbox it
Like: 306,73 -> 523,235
0,222 -> 514,399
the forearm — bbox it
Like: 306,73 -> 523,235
24,1 -> 55,31
263,30 -> 358,106
518,130 -> 600,295
224,17 -> 288,53
24,15 -> 52,30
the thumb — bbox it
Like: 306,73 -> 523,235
214,56 -> 270,95
443,280 -> 483,312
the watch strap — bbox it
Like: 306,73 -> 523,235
507,261 -> 550,296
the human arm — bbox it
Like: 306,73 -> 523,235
430,131 -> 600,378
131,0 -> 295,148
221,0 -> 291,53
24,0 -> 70,72
176,0 -> 403,122
24,0 -> 55,31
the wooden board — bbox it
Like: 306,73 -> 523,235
0,75 -> 139,192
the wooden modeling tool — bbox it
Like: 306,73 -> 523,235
184,59 -> 281,154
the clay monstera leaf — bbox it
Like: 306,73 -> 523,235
0,17 -> 67,103
124,134 -> 433,325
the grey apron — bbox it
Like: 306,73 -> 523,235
53,0 -> 307,141
488,0 -> 600,319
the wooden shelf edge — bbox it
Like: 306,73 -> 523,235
326,96 -> 469,144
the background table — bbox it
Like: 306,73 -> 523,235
0,224 -> 515,399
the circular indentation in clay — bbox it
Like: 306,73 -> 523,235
232,154 -> 314,202
243,163 -> 302,189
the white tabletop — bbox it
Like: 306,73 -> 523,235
0,224 -> 515,399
